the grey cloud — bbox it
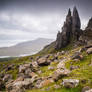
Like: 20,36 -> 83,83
0,0 -> 91,47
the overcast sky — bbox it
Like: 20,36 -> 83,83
0,0 -> 92,47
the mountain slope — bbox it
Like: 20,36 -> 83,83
0,38 -> 54,57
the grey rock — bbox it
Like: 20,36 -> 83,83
82,86 -> 91,92
85,89 -> 92,92
70,65 -> 79,70
86,48 -> 92,54
48,66 -> 54,70
37,57 -> 50,66
62,79 -> 79,88
6,78 -> 33,92
52,69 -> 70,81
71,52 -> 83,60
54,84 -> 61,89
3,74 -> 12,82
19,63 -> 31,73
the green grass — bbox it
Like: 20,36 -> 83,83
0,44 -> 92,92
65,54 -> 92,87
26,86 -> 81,92
39,66 -> 55,77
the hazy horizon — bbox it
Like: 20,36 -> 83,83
0,0 -> 92,47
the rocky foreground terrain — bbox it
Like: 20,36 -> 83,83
0,7 -> 92,92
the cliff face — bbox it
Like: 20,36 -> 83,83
86,18 -> 92,29
55,7 -> 82,50
80,17 -> 92,43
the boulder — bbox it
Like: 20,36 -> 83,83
37,57 -> 50,66
57,59 -> 67,69
35,79 -> 53,88
3,74 -> 12,82
31,61 -> 38,68
85,89 -> 92,92
48,66 -> 54,70
54,84 -> 61,89
52,69 -> 70,81
37,70 -> 42,74
70,65 -> 79,70
35,78 -> 43,88
14,77 -> 24,82
6,80 -> 14,91
0,78 -> 5,90
30,61 -> 38,72
7,78 -> 33,92
17,73 -> 28,79
40,79 -> 54,87
25,68 -> 32,76
71,52 -> 83,60
56,51 -> 65,56
62,79 -> 79,88
19,63 -> 31,73
29,72 -> 38,83
86,48 -> 92,54
82,86 -> 91,92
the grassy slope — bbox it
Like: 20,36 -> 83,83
0,43 -> 92,92
26,44 -> 92,92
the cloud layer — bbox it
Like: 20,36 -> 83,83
0,0 -> 91,47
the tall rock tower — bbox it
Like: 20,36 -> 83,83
55,7 -> 82,50
55,8 -> 72,49
72,6 -> 82,40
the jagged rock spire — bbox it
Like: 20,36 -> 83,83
66,8 -> 72,24
55,7 -> 82,50
72,6 -> 81,40
67,8 -> 71,17
72,6 -> 81,29
55,8 -> 72,49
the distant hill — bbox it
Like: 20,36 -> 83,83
0,38 -> 54,57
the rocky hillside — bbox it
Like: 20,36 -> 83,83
0,7 -> 92,92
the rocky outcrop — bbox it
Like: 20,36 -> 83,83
79,17 -> 92,45
55,7 -> 82,50
62,79 -> 79,88
84,18 -> 92,38
55,8 -> 72,49
86,18 -> 92,29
